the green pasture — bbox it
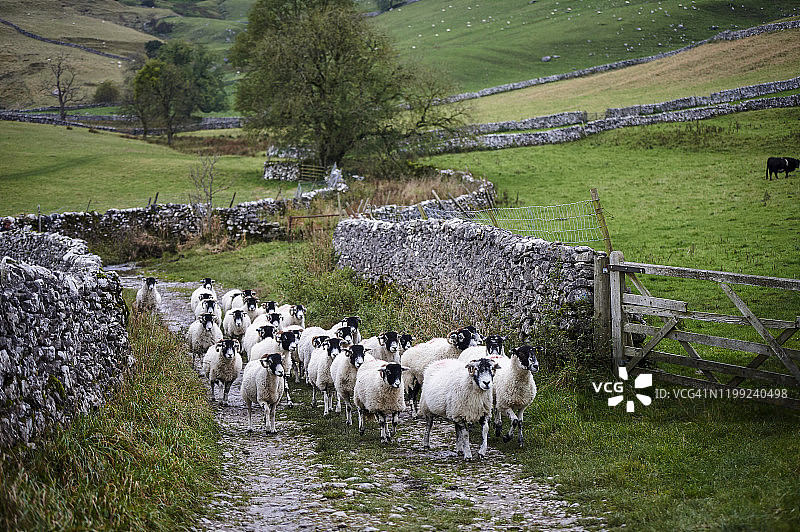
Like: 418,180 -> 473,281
0,122 -> 283,216
372,0 -> 800,93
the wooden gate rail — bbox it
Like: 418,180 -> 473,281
608,250 -> 800,408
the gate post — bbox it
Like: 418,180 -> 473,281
609,250 -> 626,377
593,254 -> 611,358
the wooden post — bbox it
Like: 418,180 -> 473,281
591,188 -> 613,254
287,215 -> 294,241
417,204 -> 428,220
609,250 -> 626,376
593,254 -> 611,359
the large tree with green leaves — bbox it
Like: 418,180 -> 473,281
233,0 -> 468,168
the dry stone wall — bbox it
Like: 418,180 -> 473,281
0,230 -> 132,448
333,218 -> 596,336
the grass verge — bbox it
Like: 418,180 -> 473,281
0,298 -> 222,530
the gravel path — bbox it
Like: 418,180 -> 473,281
114,267 -> 603,531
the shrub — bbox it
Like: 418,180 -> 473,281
93,80 -> 120,104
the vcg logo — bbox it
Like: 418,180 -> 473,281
592,367 -> 653,413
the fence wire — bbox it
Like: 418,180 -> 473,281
378,200 -> 606,245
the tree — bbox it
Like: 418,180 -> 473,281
157,41 -> 226,113
133,59 -> 192,145
144,40 -> 164,58
93,80 -> 120,104
41,53 -> 84,120
234,1 -> 468,168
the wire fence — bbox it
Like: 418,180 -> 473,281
378,199 -> 608,246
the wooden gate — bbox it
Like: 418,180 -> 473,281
605,250 -> 800,408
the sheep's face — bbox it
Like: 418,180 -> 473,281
312,335 -> 329,348
217,339 -> 239,360
341,316 -> 361,332
323,338 -> 342,359
198,293 -> 214,306
199,313 -> 215,331
336,326 -> 353,347
399,334 -> 415,352
260,353 -> 284,376
242,289 -> 257,299
512,345 -> 541,374
145,277 -> 157,290
463,325 -> 484,345
202,299 -> 218,313
231,309 -> 245,326
257,325 -> 276,340
291,305 -> 306,321
345,345 -> 367,368
449,327 -> 479,351
268,312 -> 282,328
484,335 -> 506,357
379,331 -> 399,353
466,358 -> 500,390
379,363 -> 406,388
262,300 -> 277,313
279,330 -> 300,352
245,297 -> 260,312
201,277 -> 214,290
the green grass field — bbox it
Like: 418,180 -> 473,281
372,0 -> 800,93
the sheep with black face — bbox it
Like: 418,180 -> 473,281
493,345 -> 540,447
241,353 -> 285,433
202,339 -> 243,405
134,277 -> 161,313
353,359 -> 408,443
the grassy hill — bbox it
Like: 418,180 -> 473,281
372,0 -> 800,93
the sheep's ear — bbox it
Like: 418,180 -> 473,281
259,356 -> 270,369
400,365 -> 410,372
378,368 -> 386,380
378,334 -> 386,346
295,328 -> 304,339
234,339 -> 241,352
447,330 -> 459,345
493,363 -> 502,372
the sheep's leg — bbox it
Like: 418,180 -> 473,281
283,377 -> 294,408
493,406 -> 503,438
409,382 -> 421,417
456,421 -> 472,460
516,410 -> 524,447
423,415 -> 434,449
478,415 -> 489,459
335,392 -> 342,414
343,396 -> 352,426
322,389 -> 330,416
209,380 -> 217,402
311,385 -> 317,408
503,408 -> 519,443
222,381 -> 232,406
391,412 -> 399,438
262,403 -> 269,432
293,361 -> 301,384
246,400 -> 254,432
378,412 -> 388,443
269,403 -> 278,434
358,408 -> 366,436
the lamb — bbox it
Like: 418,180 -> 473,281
242,323 -> 278,358
401,326 -> 481,416
353,359 -> 408,443
458,335 -> 507,362
361,331 -> 401,363
186,312 -> 223,365
493,345 -> 540,447
250,329 -> 302,407
195,297 -> 222,324
297,325 -> 355,382
240,353 -> 285,433
223,308 -> 251,343
330,345 -> 369,425
277,304 -> 307,329
201,339 -> 243,405
190,278 -> 217,310
419,357 -> 500,461
306,337 -> 344,415
133,277 -> 161,313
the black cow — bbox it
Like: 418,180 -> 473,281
766,157 -> 799,180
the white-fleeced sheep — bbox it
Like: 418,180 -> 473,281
353,359 -> 407,443
281,325 -> 306,383
401,327 -> 481,416
223,308 -> 251,343
190,278 -> 217,310
187,312 -> 223,365
330,345 -> 369,425
361,331 -> 402,363
202,339 -> 243,405
329,316 -> 362,345
297,325 -> 354,382
221,288 -> 257,314
133,277 -> 161,313
194,297 -> 222,325
238,296 -> 262,323
277,304 -> 307,330
241,353 -> 285,433
250,330 -> 302,407
419,357 -> 500,461
306,337 -> 344,415
458,335 -> 507,362
243,314 -> 281,356
493,345 -> 540,447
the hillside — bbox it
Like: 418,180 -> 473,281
372,0 -> 800,92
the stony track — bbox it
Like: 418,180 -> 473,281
114,267 -> 602,531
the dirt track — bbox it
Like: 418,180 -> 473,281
115,267 -> 601,531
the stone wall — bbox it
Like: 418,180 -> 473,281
0,18 -> 133,62
0,230 -> 132,448
333,218 -> 595,335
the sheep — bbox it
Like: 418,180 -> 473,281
458,335 -> 507,362
330,344 -> 369,425
297,325 -> 354,382
221,288 -> 256,314
190,278 -> 217,310
493,345 -> 540,447
256,300 -> 278,317
239,296 -> 264,323
133,277 -> 161,313
401,326 -> 481,416
223,308 -> 251,343
353,359 -> 407,443
277,304 -> 307,329
242,323 -> 279,358
398,333 -> 415,356
306,337 -> 344,415
361,331 -> 401,363
194,297 -> 222,324
419,357 -> 500,461
250,329 -> 302,407
201,339 -> 243,405
240,353 -> 285,433
329,316 -> 362,345
281,325 -> 307,383
186,312 -> 223,365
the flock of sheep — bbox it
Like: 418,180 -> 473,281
135,277 -> 541,460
